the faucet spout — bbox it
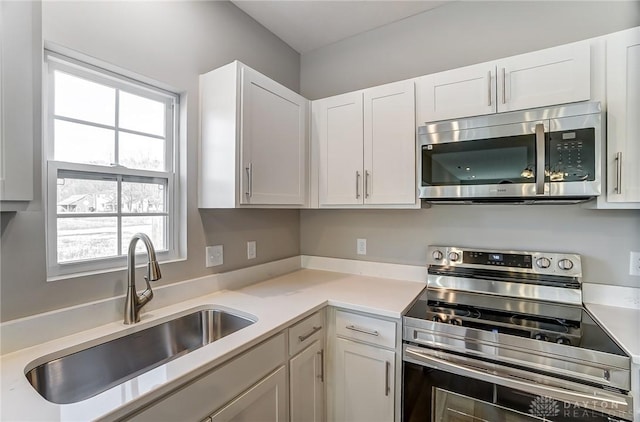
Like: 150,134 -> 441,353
124,233 -> 162,324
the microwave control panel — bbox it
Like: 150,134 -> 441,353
547,128 -> 595,182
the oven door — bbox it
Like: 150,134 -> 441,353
419,121 -> 545,200
403,346 -> 634,422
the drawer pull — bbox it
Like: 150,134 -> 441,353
346,325 -> 379,337
298,326 -> 322,342
385,361 -> 391,396
318,349 -> 324,382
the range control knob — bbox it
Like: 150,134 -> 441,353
534,333 -> 548,342
556,337 -> 571,345
448,252 -> 460,261
536,257 -> 551,269
432,250 -> 444,261
432,315 -> 444,323
450,318 -> 462,326
558,259 -> 574,271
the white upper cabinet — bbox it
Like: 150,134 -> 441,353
199,61 -> 309,208
416,41 -> 591,124
416,62 -> 496,122
364,82 -> 417,205
496,41 -> 591,113
603,27 -> 640,204
0,1 -> 36,211
316,91 -> 364,206
315,80 -> 417,208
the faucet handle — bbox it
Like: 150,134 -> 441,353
137,276 -> 154,310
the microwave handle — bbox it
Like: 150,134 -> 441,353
535,123 -> 545,195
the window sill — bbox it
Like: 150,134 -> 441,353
46,256 -> 187,282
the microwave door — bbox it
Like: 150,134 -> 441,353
420,122 -> 545,199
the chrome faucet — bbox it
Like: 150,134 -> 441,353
124,233 -> 162,324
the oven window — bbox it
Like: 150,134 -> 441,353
422,134 -> 536,187
433,388 -> 541,421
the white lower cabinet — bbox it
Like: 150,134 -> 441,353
290,340 -> 325,422
125,333 -> 286,421
329,309 -> 398,422
333,338 -> 395,422
289,310 -> 325,422
208,366 -> 288,422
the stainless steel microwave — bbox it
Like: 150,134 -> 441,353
418,102 -> 602,204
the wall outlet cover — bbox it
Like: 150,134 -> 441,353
247,241 -> 257,260
206,245 -> 223,267
357,238 -> 367,255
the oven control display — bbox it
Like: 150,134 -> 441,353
464,251 -> 532,268
489,253 -> 503,262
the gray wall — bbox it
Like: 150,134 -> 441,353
301,206 -> 640,287
299,1 -> 640,287
0,1 -> 300,322
301,1 -> 640,99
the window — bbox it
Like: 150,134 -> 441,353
45,51 -> 180,278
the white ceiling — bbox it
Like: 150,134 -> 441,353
231,0 -> 451,53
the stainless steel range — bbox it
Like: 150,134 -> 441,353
402,246 -> 633,422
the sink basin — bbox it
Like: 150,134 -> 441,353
25,308 -> 256,404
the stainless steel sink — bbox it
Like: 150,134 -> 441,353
25,308 -> 256,404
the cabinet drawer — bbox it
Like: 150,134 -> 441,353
289,310 -> 324,356
335,310 -> 396,349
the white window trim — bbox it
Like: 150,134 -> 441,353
44,50 -> 182,280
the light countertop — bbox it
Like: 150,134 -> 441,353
0,269 -> 426,422
586,303 -> 640,364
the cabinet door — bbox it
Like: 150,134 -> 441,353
240,66 -> 308,206
316,92 -> 364,206
0,0 -> 35,209
606,27 -> 640,203
496,41 -> 590,113
334,338 -> 395,422
210,366 -> 288,422
290,340 -> 324,422
415,62 -> 495,123
364,81 -> 416,205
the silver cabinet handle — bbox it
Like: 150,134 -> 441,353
384,361 -> 391,396
355,171 -> 361,199
615,152 -> 622,194
364,170 -> 370,198
298,326 -> 322,342
501,67 -> 506,104
317,349 -> 324,382
487,70 -> 492,107
534,123 -> 545,195
345,324 -> 379,336
245,163 -> 252,198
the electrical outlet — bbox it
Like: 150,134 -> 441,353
357,238 -> 367,255
630,251 -> 640,276
206,245 -> 223,267
247,241 -> 257,259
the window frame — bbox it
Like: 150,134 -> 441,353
44,50 -> 181,279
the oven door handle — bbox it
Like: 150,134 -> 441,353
404,346 -> 633,417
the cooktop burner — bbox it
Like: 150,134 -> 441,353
404,246 -> 628,357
